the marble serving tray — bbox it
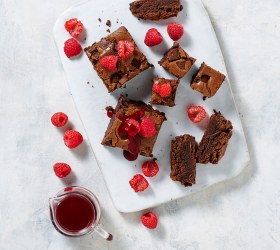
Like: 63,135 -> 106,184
53,0 -> 250,213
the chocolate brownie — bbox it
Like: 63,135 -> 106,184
170,134 -> 196,187
150,77 -> 180,107
102,96 -> 166,157
191,62 -> 225,98
129,0 -> 183,20
159,42 -> 196,79
196,111 -> 233,164
84,26 -> 151,93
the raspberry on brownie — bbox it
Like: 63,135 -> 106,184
170,134 -> 196,187
150,77 -> 180,107
84,26 -> 152,93
101,96 -> 166,159
159,42 -> 196,79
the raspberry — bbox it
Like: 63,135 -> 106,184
167,22 -> 184,41
100,55 -> 118,70
53,163 -> 71,178
159,83 -> 172,97
152,84 -> 161,94
129,174 -> 149,192
142,159 -> 159,177
64,130 -> 83,148
141,212 -> 158,229
140,118 -> 157,138
125,119 -> 141,137
144,28 -> 163,47
64,38 -> 82,58
51,112 -> 68,127
187,106 -> 207,123
117,40 -> 135,59
64,18 -> 84,38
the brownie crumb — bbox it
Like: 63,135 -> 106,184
98,18 -> 102,22
87,82 -> 90,84
106,20 -> 111,27
106,29 -> 110,33
203,96 -> 207,101
125,94 -> 128,97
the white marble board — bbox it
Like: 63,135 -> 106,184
53,0 -> 250,213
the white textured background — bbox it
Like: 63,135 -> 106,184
0,0 -> 279,249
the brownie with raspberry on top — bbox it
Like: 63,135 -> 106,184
159,42 -> 196,79
102,96 -> 166,160
84,26 -> 152,93
150,77 -> 180,107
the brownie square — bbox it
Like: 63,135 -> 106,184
84,26 -> 151,93
129,0 -> 183,20
159,42 -> 196,79
191,62 -> 225,98
170,134 -> 196,187
196,111 -> 233,164
102,96 -> 166,157
150,77 -> 180,107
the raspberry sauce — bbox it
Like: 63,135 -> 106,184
55,194 -> 95,233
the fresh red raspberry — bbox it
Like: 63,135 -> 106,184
100,55 -> 118,70
142,159 -> 159,177
64,18 -> 84,38
141,212 -> 158,229
117,40 -> 135,59
152,84 -> 161,94
159,83 -> 172,97
64,130 -> 83,148
167,22 -> 184,41
53,163 -> 71,178
125,119 -> 141,137
129,174 -> 149,192
187,106 -> 207,123
144,28 -> 163,47
64,38 -> 82,58
51,112 -> 68,127
140,118 -> 157,138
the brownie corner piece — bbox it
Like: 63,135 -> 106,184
129,0 -> 183,21
191,62 -> 226,98
150,77 -> 180,107
84,26 -> 151,93
170,134 -> 196,187
196,111 -> 233,164
158,42 -> 196,79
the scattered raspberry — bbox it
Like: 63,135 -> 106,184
187,106 -> 207,123
100,55 -> 118,70
142,159 -> 159,177
53,163 -> 71,178
51,112 -> 68,127
64,38 -> 82,58
117,40 -> 135,59
64,18 -> 84,38
129,174 -> 149,192
140,118 -> 157,138
167,22 -> 184,41
152,84 -> 161,94
64,130 -> 83,148
144,28 -> 163,47
159,83 -> 172,97
141,212 -> 158,229
125,119 -> 141,137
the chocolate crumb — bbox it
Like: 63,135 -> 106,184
98,18 -> 102,22
203,96 -> 207,101
87,82 -> 89,84
125,94 -> 128,97
106,29 -> 110,33
106,20 -> 111,27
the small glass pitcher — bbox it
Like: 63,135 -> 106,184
49,186 -> 113,240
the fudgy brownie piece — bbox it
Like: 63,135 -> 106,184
196,111 -> 233,164
102,96 -> 166,158
159,42 -> 196,79
150,77 -> 180,107
129,0 -> 183,20
191,62 -> 225,98
170,134 -> 196,187
84,26 -> 151,93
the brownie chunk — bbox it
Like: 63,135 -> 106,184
159,42 -> 196,79
191,62 -> 225,98
170,134 -> 196,187
129,0 -> 183,20
196,111 -> 233,164
102,96 -> 166,157
150,77 -> 180,107
84,26 -> 151,93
